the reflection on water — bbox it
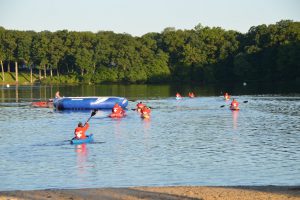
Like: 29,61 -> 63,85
75,144 -> 88,174
232,110 -> 239,129
0,85 -> 299,191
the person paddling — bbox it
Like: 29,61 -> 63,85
141,106 -> 151,118
188,92 -> 195,98
112,103 -> 125,115
176,92 -> 182,99
230,98 -> 239,110
136,101 -> 146,113
224,92 -> 230,100
74,122 -> 89,139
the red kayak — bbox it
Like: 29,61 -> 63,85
31,99 -> 53,108
109,112 -> 126,118
230,106 -> 240,111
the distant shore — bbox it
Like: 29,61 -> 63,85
1,186 -> 299,200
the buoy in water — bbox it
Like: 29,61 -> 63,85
243,82 -> 247,86
6,84 -> 10,88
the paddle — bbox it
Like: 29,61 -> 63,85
84,109 -> 98,125
220,100 -> 248,108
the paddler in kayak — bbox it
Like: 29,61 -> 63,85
74,122 -> 89,139
230,98 -> 239,110
141,106 -> 151,119
110,103 -> 125,117
176,92 -> 182,99
188,92 -> 195,98
224,92 -> 230,100
136,101 -> 146,113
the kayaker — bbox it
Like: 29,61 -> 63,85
176,92 -> 182,98
74,122 -> 89,139
112,103 -> 124,114
136,101 -> 146,112
188,92 -> 195,98
224,92 -> 230,100
141,106 -> 151,118
230,98 -> 239,109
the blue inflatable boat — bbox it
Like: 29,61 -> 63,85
54,96 -> 128,110
71,134 -> 94,144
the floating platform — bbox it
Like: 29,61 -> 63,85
53,96 -> 128,110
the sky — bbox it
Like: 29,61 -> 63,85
0,0 -> 299,36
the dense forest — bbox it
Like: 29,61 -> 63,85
0,20 -> 299,84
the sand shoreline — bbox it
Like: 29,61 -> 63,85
1,186 -> 300,200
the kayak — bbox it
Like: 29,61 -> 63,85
230,106 -> 240,111
141,113 -> 150,119
109,112 -> 126,118
70,134 -> 93,144
54,96 -> 128,110
31,100 -> 53,108
176,97 -> 182,100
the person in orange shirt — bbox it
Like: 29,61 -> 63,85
136,102 -> 146,113
74,122 -> 89,139
230,98 -> 239,109
224,92 -> 230,100
112,103 -> 125,114
141,106 -> 151,118
188,92 -> 195,98
176,92 -> 182,99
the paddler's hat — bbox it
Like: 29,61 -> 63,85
78,122 -> 83,127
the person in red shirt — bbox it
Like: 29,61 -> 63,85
188,92 -> 195,98
224,92 -> 230,100
230,98 -> 239,109
112,103 -> 125,115
141,106 -> 151,118
176,92 -> 182,98
136,102 -> 146,113
112,103 -> 121,113
74,122 -> 89,139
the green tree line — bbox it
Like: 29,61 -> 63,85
0,20 -> 299,84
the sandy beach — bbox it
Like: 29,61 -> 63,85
1,186 -> 299,200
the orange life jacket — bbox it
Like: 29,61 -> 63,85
74,123 -> 89,139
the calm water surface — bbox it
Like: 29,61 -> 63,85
0,84 -> 299,191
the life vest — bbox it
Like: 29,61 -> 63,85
142,107 -> 151,115
112,104 -> 123,114
188,92 -> 195,98
74,123 -> 89,139
231,100 -> 239,107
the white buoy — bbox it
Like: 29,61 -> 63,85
243,82 -> 247,86
6,84 -> 10,88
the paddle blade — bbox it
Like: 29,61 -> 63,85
243,101 -> 248,103
91,109 -> 98,116
220,105 -> 225,108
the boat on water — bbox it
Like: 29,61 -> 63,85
230,106 -> 240,111
70,134 -> 94,144
53,96 -> 128,110
109,112 -> 126,118
31,99 -> 54,108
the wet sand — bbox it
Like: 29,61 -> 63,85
1,186 -> 300,200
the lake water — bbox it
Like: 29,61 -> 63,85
0,84 -> 299,191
